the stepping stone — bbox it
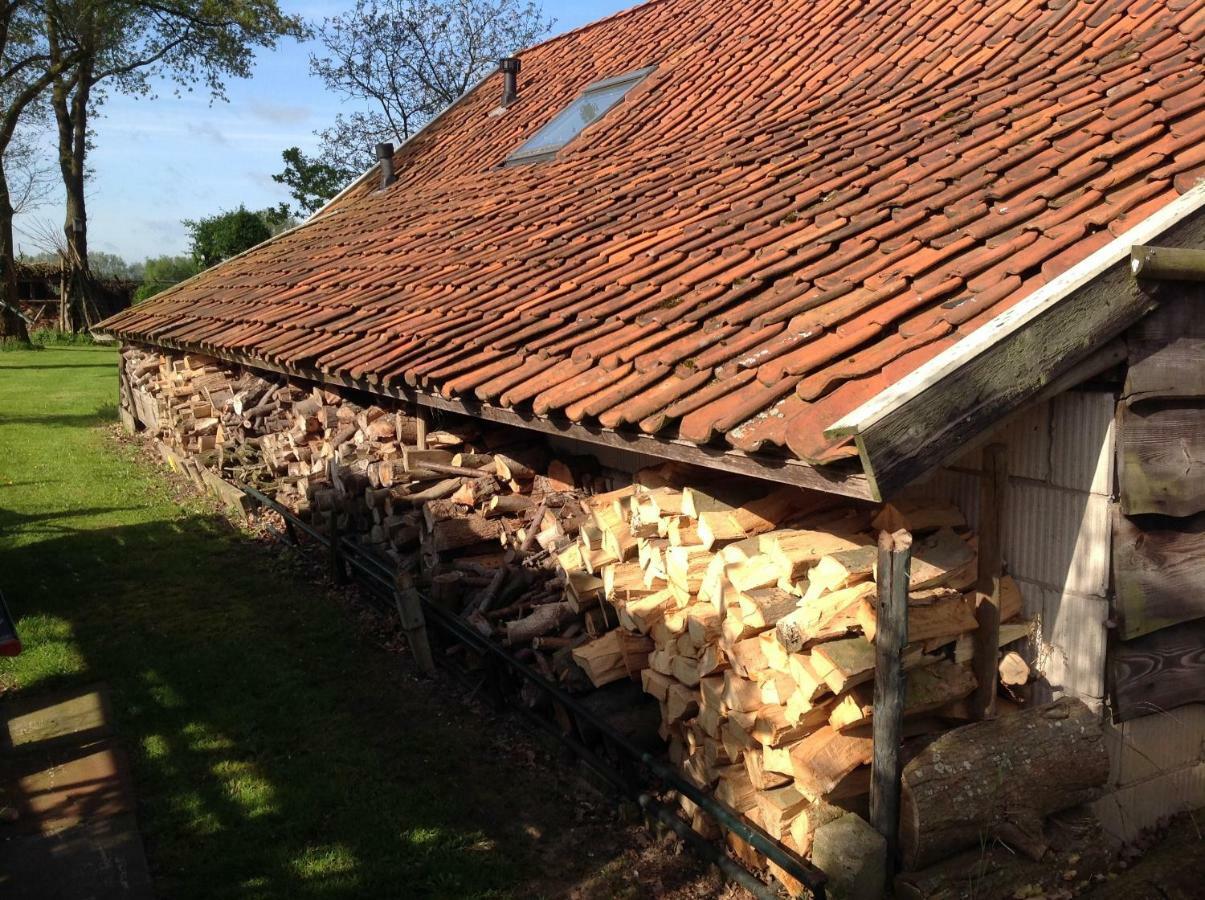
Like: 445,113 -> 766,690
3,739 -> 132,835
2,685 -> 112,753
0,813 -> 154,900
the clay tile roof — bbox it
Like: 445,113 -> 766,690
100,0 -> 1205,465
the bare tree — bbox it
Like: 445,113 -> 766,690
6,119 -> 54,216
276,0 -> 551,215
45,1 -> 306,331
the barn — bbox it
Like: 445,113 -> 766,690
98,0 -> 1205,895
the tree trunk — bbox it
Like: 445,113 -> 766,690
54,65 -> 98,332
0,166 -> 30,345
899,697 -> 1108,871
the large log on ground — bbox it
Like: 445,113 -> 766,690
899,697 -> 1108,870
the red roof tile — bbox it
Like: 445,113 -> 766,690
100,0 -> 1205,465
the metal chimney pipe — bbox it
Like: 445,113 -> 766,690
376,142 -> 396,190
499,57 -> 521,107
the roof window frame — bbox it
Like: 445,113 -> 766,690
504,65 -> 656,166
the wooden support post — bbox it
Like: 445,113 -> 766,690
395,574 -> 436,675
971,443 -> 1008,720
328,508 -> 348,585
871,528 -> 911,875
414,404 -> 429,450
117,351 -> 138,434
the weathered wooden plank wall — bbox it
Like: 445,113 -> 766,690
1123,290 -> 1205,402
1117,402 -> 1205,518
1111,288 -> 1205,722
1113,510 -> 1205,640
1110,619 -> 1205,721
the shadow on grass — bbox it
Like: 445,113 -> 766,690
0,363 -> 115,370
0,502 -> 625,900
0,403 -> 118,430
0,505 -> 141,538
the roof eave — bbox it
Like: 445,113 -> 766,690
826,181 -> 1205,501
100,334 -> 878,502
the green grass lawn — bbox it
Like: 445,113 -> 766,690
0,346 -> 585,899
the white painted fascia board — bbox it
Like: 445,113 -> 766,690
826,180 -> 1205,440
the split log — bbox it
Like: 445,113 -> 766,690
998,651 -> 1030,686
504,601 -> 576,645
829,660 -> 977,733
775,582 -> 876,652
571,630 -> 653,687
790,726 -> 873,801
857,587 -> 979,644
899,697 -> 1108,869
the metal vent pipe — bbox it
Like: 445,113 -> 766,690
376,142 -> 396,189
499,57 -> 521,107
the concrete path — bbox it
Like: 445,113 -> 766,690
0,685 -> 153,899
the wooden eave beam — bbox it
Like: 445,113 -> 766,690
1131,244 -> 1205,282
108,338 -> 876,502
826,182 -> 1205,502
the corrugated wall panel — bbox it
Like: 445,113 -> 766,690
1002,483 -> 1111,597
947,400 -> 1052,482
1100,703 -> 1205,788
1035,586 -> 1108,700
1094,763 -> 1205,844
1050,391 -> 1116,496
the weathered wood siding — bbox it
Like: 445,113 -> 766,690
1111,289 -> 1205,724
1111,619 -> 1205,720
1117,401 -> 1205,518
1113,510 -> 1205,640
1123,289 -> 1205,402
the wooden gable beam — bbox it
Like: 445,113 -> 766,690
827,183 -> 1205,501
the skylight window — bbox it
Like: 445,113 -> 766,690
506,66 -> 655,165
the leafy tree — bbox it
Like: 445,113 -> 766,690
43,1 -> 306,330
185,205 -> 273,269
257,202 -> 297,236
87,250 -> 141,280
273,146 -> 353,216
134,254 -> 198,302
276,0 -> 552,215
1,0 -> 85,345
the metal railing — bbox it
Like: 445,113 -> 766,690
238,483 -> 828,899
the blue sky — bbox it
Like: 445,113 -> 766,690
13,0 -> 633,263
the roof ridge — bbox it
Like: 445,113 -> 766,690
518,0 -> 673,58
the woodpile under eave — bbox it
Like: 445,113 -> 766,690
120,344 -> 1086,895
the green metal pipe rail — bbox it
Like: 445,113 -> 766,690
239,483 -> 829,899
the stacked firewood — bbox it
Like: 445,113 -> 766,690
123,346 -> 1053,889
553,482 -> 1035,890
118,347 -> 614,619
